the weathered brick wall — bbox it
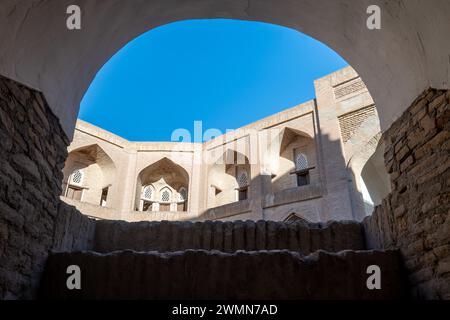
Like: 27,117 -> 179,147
0,76 -> 95,299
338,105 -> 377,143
40,249 -> 407,300
364,89 -> 450,299
93,220 -> 365,254
52,202 -> 96,253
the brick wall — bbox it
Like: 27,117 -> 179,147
334,78 -> 366,100
364,89 -> 450,299
338,105 -> 377,143
93,220 -> 365,254
0,76 -> 94,299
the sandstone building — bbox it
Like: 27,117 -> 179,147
61,67 -> 387,223
1,1 -> 449,300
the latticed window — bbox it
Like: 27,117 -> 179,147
237,171 -> 249,188
178,187 -> 187,201
142,185 -> 153,200
295,153 -> 309,171
70,169 -> 84,186
161,189 -> 171,202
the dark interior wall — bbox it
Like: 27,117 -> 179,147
0,76 -> 95,299
364,89 -> 450,299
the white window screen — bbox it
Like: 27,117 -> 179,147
161,189 -> 171,202
70,169 -> 84,186
142,185 -> 153,200
295,153 -> 309,171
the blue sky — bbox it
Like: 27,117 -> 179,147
79,19 -> 348,142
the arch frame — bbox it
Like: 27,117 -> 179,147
1,0 -> 449,139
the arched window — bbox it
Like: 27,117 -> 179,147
178,187 -> 187,201
177,187 -> 188,212
295,153 -> 309,171
237,171 -> 249,188
236,170 -> 249,201
66,169 -> 84,201
139,185 -> 155,212
294,152 -> 310,187
70,169 -> 84,186
159,188 -> 172,212
142,185 -> 154,200
160,188 -> 172,202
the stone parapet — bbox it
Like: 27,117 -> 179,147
92,220 -> 365,254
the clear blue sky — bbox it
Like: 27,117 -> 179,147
79,19 -> 348,142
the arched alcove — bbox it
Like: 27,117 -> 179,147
270,127 -> 317,193
62,144 -> 117,208
346,133 -> 391,219
207,149 -> 251,208
135,157 -> 189,212
360,142 -> 392,208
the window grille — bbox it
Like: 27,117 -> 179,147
161,189 -> 171,202
142,185 -> 153,200
237,171 -> 249,187
70,169 -> 84,186
295,153 -> 309,171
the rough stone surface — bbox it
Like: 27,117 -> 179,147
39,249 -> 408,300
52,202 -> 96,253
364,88 -> 450,299
93,220 -> 365,254
0,75 -> 95,299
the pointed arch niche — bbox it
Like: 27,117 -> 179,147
135,157 -> 189,212
207,149 -> 251,208
62,144 -> 117,207
270,127 -> 317,193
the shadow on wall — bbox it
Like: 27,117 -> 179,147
198,125 -> 380,222
360,141 -> 391,207
345,132 -> 391,219
59,113 -> 390,223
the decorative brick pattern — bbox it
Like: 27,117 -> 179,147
364,88 -> 450,299
334,78 -> 366,100
338,105 -> 377,142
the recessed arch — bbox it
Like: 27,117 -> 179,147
135,157 -> 189,212
271,127 -> 317,193
207,149 -> 251,208
62,143 -> 117,207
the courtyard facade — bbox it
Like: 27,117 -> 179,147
62,67 -> 387,222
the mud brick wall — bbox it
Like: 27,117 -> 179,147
364,89 -> 450,299
0,76 -> 94,299
40,249 -> 407,300
93,220 -> 365,254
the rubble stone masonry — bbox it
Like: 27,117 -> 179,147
0,76 -> 94,299
364,89 -> 450,299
